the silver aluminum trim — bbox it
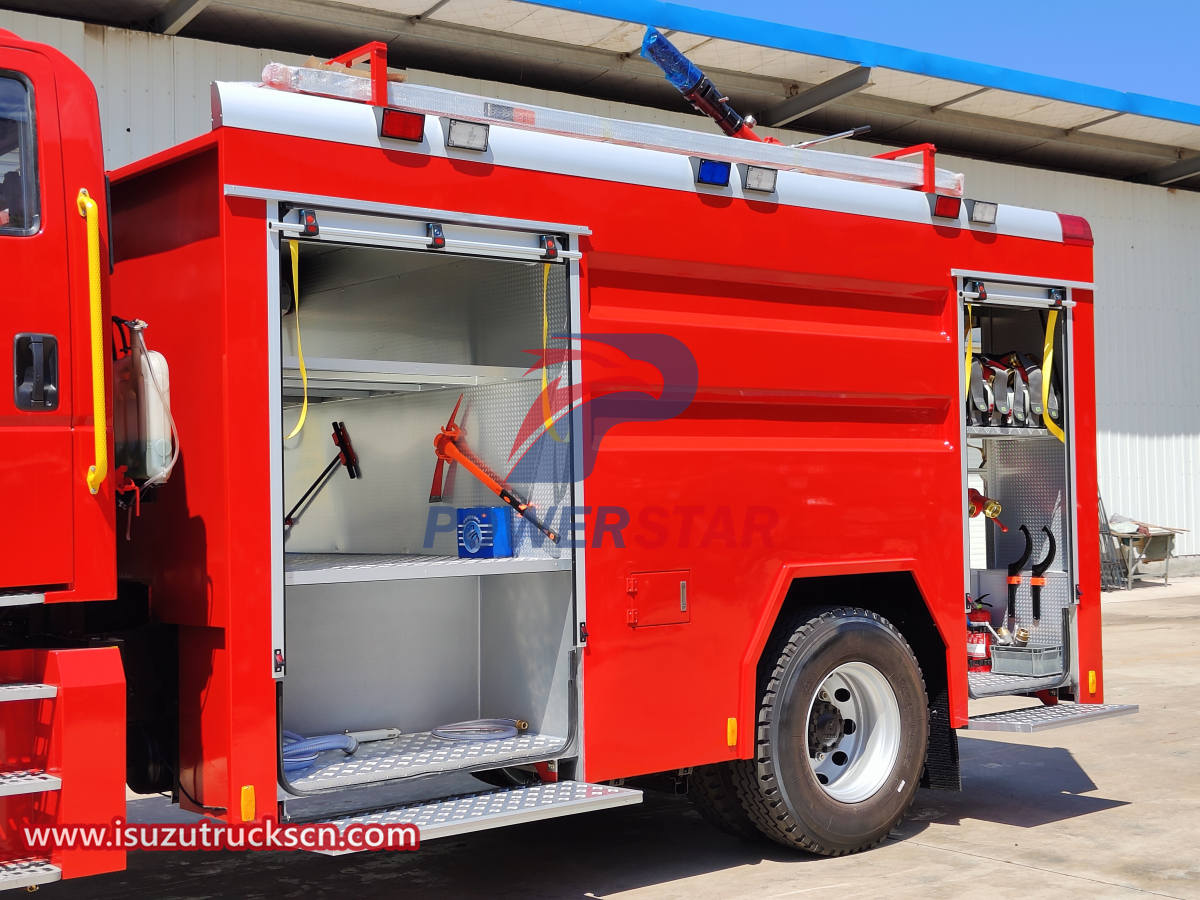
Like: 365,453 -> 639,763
227,184 -> 591,236
214,85 -> 1068,241
269,220 -> 582,261
959,290 -> 1076,309
268,202 -> 285,679
951,269 -> 1094,290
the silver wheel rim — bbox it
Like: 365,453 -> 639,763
806,661 -> 901,802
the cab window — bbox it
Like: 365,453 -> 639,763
0,74 -> 38,235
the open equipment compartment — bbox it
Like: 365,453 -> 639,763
960,276 -> 1078,700
273,208 -> 581,796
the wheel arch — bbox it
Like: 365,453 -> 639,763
738,564 -> 961,791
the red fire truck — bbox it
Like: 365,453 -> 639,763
0,26 -> 1135,890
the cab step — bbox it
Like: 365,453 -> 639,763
0,770 -> 62,798
968,702 -> 1137,733
0,859 -> 61,891
318,780 -> 641,853
0,683 -> 57,702
0,592 -> 42,608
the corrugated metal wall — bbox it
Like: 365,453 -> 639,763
4,10 -> 1197,553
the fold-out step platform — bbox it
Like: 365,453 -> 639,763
0,859 -> 61,891
318,781 -> 641,853
0,683 -> 57,702
0,770 -> 62,798
968,702 -> 1137,733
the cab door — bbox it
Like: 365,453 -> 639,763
0,47 -> 75,592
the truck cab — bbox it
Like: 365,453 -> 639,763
0,30 -> 125,890
0,29 -> 115,606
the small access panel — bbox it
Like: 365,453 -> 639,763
625,570 -> 691,628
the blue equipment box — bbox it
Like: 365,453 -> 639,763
457,507 -> 514,558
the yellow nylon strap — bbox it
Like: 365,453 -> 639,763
285,240 -> 308,440
964,303 -> 973,392
541,263 -> 564,443
1042,309 -> 1065,444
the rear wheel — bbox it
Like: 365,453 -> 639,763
735,606 -> 928,855
689,761 -> 760,840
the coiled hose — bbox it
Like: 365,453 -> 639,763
282,730 -> 358,774
432,718 -> 528,741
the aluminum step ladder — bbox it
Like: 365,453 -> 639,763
967,701 -> 1137,733
315,780 -> 641,854
0,682 -> 62,892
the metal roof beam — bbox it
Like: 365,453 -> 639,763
1139,155 -> 1200,186
182,0 -> 1187,176
762,66 -> 872,128
837,92 -> 1183,162
155,0 -> 213,35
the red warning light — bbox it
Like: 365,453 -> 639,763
380,108 -> 426,142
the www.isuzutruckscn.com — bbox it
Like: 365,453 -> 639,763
24,818 -> 419,852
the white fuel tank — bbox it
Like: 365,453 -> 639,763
114,325 -> 175,484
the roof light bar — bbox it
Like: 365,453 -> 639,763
261,64 -> 965,195
445,118 -> 489,152
966,199 -> 998,226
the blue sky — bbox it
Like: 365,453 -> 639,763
678,0 -> 1200,105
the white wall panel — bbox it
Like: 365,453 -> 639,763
3,10 -> 1197,553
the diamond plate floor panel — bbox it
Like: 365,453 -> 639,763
0,683 -> 57,702
968,702 -> 1138,732
0,770 -> 62,798
290,731 -> 567,792
318,781 -> 641,851
0,859 -> 61,890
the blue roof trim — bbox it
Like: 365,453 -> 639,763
526,0 -> 1200,128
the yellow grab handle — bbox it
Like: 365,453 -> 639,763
77,189 -> 108,494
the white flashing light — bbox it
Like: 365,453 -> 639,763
260,63 -> 965,195
968,199 -> 998,226
743,164 -> 778,193
445,119 -> 489,151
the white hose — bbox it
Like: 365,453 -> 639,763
131,323 -> 179,492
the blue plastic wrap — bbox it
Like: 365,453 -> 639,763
640,27 -> 702,92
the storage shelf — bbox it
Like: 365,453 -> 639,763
282,357 -> 529,400
287,730 -> 567,793
967,425 -> 1052,438
285,552 -> 570,585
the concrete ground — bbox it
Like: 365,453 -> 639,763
59,578 -> 1198,899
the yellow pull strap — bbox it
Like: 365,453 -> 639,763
285,240 -> 308,440
540,263 -> 564,443
1042,309 -> 1065,444
964,303 -> 973,392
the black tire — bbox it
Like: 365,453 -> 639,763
734,606 -> 928,856
689,761 -> 761,841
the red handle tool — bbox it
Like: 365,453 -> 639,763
430,395 -> 560,544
